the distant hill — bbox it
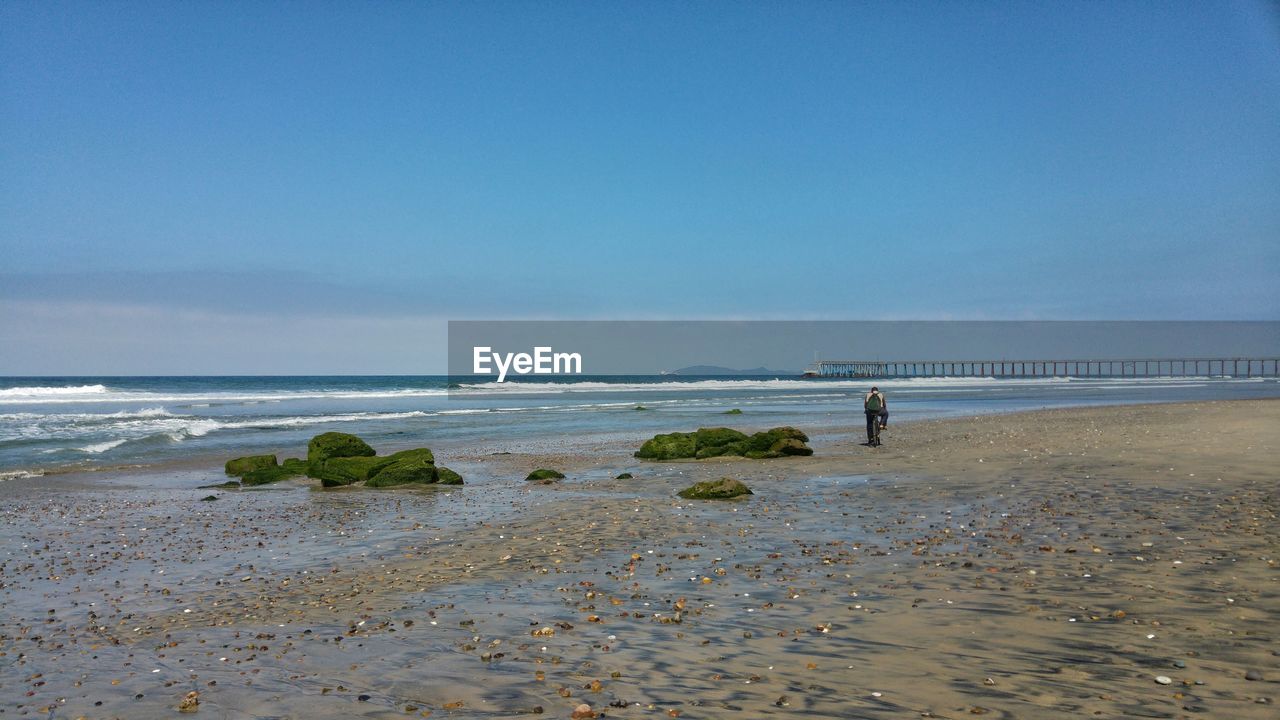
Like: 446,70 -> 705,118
666,365 -> 799,376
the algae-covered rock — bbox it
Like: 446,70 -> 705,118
200,480 -> 242,489
616,472 -> 634,479
307,456 -> 385,487
435,466 -> 464,485
677,478 -> 753,500
222,453 -> 310,486
526,468 -> 566,482
723,408 -> 743,415
307,432 -> 375,463
380,447 -> 435,466
746,426 -> 808,450
770,437 -> 813,456
200,494 -> 219,502
635,426 -> 811,460
693,427 -> 750,458
634,432 -> 698,460
281,457 -> 308,474
225,454 -> 278,477
242,464 -> 304,486
365,449 -> 437,487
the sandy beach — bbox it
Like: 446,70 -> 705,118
1,399 -> 1276,719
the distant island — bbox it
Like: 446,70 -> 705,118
664,365 -> 799,376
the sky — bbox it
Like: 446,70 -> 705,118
2,1 -> 1278,374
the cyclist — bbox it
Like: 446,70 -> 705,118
864,386 -> 886,446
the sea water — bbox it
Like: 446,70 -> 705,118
2,374 -> 1278,476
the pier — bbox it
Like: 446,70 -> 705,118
805,358 -> 1280,378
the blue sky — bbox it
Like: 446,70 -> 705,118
2,1 -> 1278,373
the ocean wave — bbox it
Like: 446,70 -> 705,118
3,409 -> 438,449
76,438 -> 130,453
0,388 -> 450,405
0,384 -> 109,398
0,469 -> 46,482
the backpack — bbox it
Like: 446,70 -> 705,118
866,392 -> 882,413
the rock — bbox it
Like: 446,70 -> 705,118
1155,675 -> 1172,685
224,454 -> 277,477
615,472 -> 633,479
222,454 -> 307,486
308,456 -> 385,487
177,691 -> 199,712
281,457 -> 308,474
770,437 -> 814,456
241,463 -> 305,486
693,427 -> 750,458
200,495 -> 218,502
634,432 -> 698,460
306,432 -> 375,463
723,408 -> 743,414
635,426 -> 812,460
1246,669 -> 1263,681
634,405 -> 648,411
365,450 -> 437,487
435,466 -> 464,485
740,426 -> 810,458
199,480 -> 241,489
571,703 -> 595,719
525,469 -> 566,482
678,477 -> 753,500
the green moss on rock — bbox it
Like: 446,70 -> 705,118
365,450 -> 437,487
723,408 -> 744,415
525,468 -> 566,482
693,427 -> 749,458
225,454 -> 278,477
281,457 -> 308,474
380,448 -> 435,466
307,456 -> 385,487
307,432 -> 375,463
677,478 -> 753,500
635,426 -> 812,460
242,463 -> 305,486
616,472 -> 634,479
435,466 -> 464,485
634,432 -> 698,460
770,437 -> 813,456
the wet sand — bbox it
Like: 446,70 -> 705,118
1,399 -> 1276,718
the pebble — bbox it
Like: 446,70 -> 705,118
1172,660 -> 1186,668
1245,669 -> 1263,681
1155,676 -> 1172,685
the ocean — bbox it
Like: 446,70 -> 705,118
2,374 -> 1278,478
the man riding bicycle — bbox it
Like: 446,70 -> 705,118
864,386 -> 886,446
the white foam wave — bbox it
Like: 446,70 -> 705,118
0,387 -> 449,405
0,384 -> 109,398
77,438 -> 129,453
0,469 -> 46,482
